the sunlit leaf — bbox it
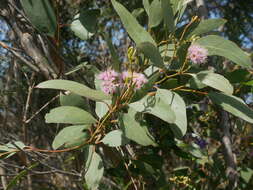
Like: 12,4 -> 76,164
209,92 -> 253,123
36,79 -> 110,101
196,35 -> 252,68
111,0 -> 156,45
52,125 -> 90,149
149,0 -> 163,28
85,151 -> 104,190
188,71 -> 234,94
187,18 -> 227,38
101,130 -> 129,147
45,106 -> 96,124
121,108 -> 157,146
70,9 -> 100,40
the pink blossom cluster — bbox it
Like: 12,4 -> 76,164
98,69 -> 120,95
187,44 -> 208,64
98,69 -> 147,94
122,71 -> 148,89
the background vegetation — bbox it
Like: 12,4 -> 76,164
0,0 -> 253,189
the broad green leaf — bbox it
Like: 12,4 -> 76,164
156,89 -> 187,138
45,106 -> 96,124
196,35 -> 252,68
111,0 -> 156,45
137,42 -> 164,68
101,130 -> 129,147
52,125 -> 90,149
85,152 -> 104,190
188,71 -> 234,94
121,108 -> 157,146
103,33 -> 121,71
36,79 -> 110,101
60,93 -> 89,110
130,90 -> 176,124
149,0 -> 163,28
209,92 -> 253,123
143,0 -> 150,16
21,0 -> 56,37
70,9 -> 100,40
187,18 -> 227,38
161,0 -> 175,32
95,101 -> 109,119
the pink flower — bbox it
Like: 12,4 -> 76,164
98,69 -> 119,81
98,69 -> 120,94
187,44 -> 208,64
122,71 -> 147,89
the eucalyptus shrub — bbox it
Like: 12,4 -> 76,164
1,0 -> 253,189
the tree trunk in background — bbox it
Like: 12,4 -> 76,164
0,0 -> 58,79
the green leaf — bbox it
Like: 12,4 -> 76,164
21,0 -> 56,37
188,71 -> 234,94
52,125 -> 90,149
187,18 -> 227,38
85,152 -> 104,190
132,8 -> 145,18
70,9 -> 100,40
149,0 -> 163,28
161,0 -> 175,32
60,93 -> 89,110
244,80 -> 253,86
130,90 -> 176,124
36,79 -> 110,101
157,89 -> 187,138
0,141 -> 26,152
171,0 -> 186,23
111,0 -> 156,45
45,106 -> 96,124
137,42 -> 164,68
95,101 -> 109,119
240,167 -> 253,183
143,0 -> 150,16
101,130 -> 129,147
0,141 -> 26,159
103,33 -> 121,71
121,108 -> 157,146
209,92 -> 253,123
196,35 -> 252,68
226,69 -> 249,84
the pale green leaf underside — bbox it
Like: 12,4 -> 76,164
52,125 -> 90,149
85,152 -> 104,190
45,106 -> 96,124
36,79 -> 110,101
101,130 -> 129,147
209,92 -> 253,124
196,35 -> 252,68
